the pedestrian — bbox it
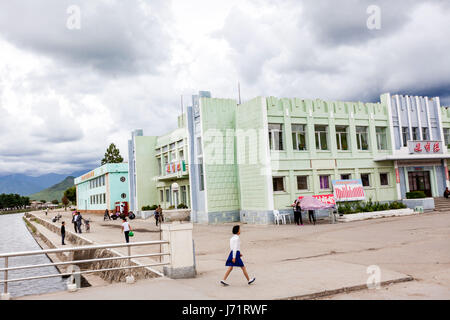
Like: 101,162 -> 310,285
121,218 -> 131,243
76,212 -> 83,233
220,225 -> 255,286
72,211 -> 78,233
444,187 -> 450,199
293,199 -> 303,226
104,208 -> 111,221
45,209 -> 48,216
61,221 -> 66,245
158,205 -> 164,223
308,210 -> 316,225
154,207 -> 161,226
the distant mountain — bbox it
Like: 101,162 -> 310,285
28,176 -> 76,202
0,170 -> 88,196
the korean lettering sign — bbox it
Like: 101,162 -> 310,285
408,141 -> 443,154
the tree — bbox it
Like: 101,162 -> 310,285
101,143 -> 124,165
62,195 -> 69,211
64,186 -> 77,205
40,200 -> 47,204
51,200 -> 59,205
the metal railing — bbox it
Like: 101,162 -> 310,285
0,240 -> 170,295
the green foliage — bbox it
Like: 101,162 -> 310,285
30,176 -> 75,203
0,194 -> 31,210
142,205 -> 158,211
64,186 -> 77,205
51,199 -> 59,204
177,203 -> 188,209
101,143 -> 124,166
61,195 -> 69,208
406,191 -> 427,199
167,205 -> 175,210
338,200 -> 406,214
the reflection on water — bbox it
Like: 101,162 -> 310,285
0,213 -> 66,298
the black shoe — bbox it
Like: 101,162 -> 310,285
220,280 -> 229,286
248,278 -> 256,285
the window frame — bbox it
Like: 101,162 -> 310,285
272,176 -> 285,192
376,127 -> 388,150
296,175 -> 308,191
315,125 -> 329,151
268,123 -> 284,151
379,173 -> 389,186
292,124 -> 307,151
361,173 -> 371,187
319,175 -> 330,190
356,126 -> 369,151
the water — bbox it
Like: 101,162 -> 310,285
0,213 -> 66,298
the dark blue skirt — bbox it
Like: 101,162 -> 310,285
225,250 -> 244,267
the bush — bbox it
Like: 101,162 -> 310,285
177,203 -> 188,209
338,200 -> 406,214
406,191 -> 427,199
389,201 -> 407,209
167,205 -> 175,210
142,205 -> 158,211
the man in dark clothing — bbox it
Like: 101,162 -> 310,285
293,199 -> 303,226
444,187 -> 450,199
308,210 -> 316,225
61,222 -> 66,245
76,212 -> 83,233
104,209 -> 111,221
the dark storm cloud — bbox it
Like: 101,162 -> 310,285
0,0 -> 171,75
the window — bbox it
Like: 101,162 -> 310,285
421,127 -> 429,140
315,125 -> 328,150
376,127 -> 387,150
319,175 -> 330,189
170,143 -> 176,150
273,177 -> 285,192
269,124 -> 284,150
198,158 -> 205,191
103,194 -> 106,204
356,126 -> 369,150
297,176 -> 308,190
165,189 -> 170,203
341,174 -> 351,180
157,158 -> 162,175
179,150 -> 184,161
160,190 -> 164,202
380,173 -> 389,186
361,173 -> 370,187
197,137 -> 202,155
171,151 -> 177,162
335,126 -> 349,150
181,186 -> 187,205
163,154 -> 168,174
443,128 -> 450,148
412,127 -> 420,140
402,127 -> 409,147
292,124 -> 307,151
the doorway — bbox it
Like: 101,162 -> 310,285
408,171 -> 432,197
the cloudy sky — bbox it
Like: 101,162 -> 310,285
0,0 -> 449,176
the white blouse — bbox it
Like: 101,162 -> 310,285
230,235 -> 240,258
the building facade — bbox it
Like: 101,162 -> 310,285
130,91 -> 450,224
128,114 -> 190,214
75,163 -> 129,214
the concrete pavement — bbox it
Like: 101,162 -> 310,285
17,209 -> 450,300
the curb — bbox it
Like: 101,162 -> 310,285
279,276 -> 414,300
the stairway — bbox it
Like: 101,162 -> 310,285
434,197 -> 450,212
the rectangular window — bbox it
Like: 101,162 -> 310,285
171,151 -> 177,162
341,174 -> 351,180
273,177 -> 285,192
422,127 -> 429,140
181,186 -> 187,205
179,149 -> 184,161
269,124 -> 284,150
412,127 -> 420,140
361,173 -> 370,187
198,157 -> 205,191
297,176 -> 308,190
292,124 -> 307,151
315,125 -> 328,150
376,127 -> 387,150
197,137 -> 202,155
335,126 -> 349,150
157,158 -> 162,175
165,189 -> 170,203
380,173 -> 389,186
170,143 -> 176,150
160,190 -> 164,202
443,128 -> 450,148
319,175 -> 330,189
402,127 -> 409,147
356,126 -> 369,150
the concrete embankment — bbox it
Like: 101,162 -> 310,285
25,213 -> 161,283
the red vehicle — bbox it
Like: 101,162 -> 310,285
115,201 -> 129,216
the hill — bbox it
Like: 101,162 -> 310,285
0,170 -> 87,196
29,176 -> 75,203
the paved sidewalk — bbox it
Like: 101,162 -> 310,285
18,210 -> 450,300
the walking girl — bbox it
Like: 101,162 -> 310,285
121,218 -> 132,243
220,225 -> 255,286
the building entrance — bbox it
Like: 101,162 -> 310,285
408,171 -> 432,197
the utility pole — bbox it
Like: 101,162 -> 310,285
238,81 -> 242,105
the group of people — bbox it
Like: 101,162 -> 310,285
292,199 -> 316,226
71,211 -> 87,233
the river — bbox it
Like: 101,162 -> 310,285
0,213 -> 66,298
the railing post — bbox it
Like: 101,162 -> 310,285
125,244 -> 135,284
1,257 -> 10,300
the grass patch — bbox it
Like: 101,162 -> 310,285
23,216 -> 37,234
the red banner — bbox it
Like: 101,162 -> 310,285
297,194 -> 335,205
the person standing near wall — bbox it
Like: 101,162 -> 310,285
72,211 -> 78,233
293,199 -> 303,226
61,221 -> 66,245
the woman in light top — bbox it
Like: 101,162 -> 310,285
220,225 -> 255,286
121,218 -> 132,243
